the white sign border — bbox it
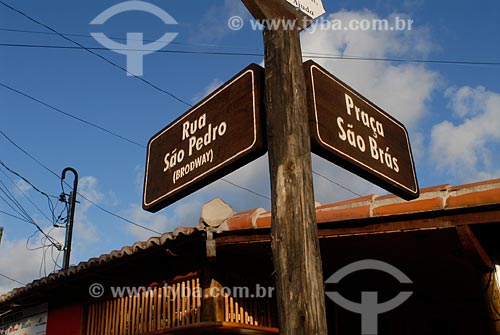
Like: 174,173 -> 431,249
144,69 -> 260,208
310,64 -> 419,196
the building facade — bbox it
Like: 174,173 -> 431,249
1,179 -> 500,334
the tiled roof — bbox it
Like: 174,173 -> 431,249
1,178 -> 500,306
0,227 -> 198,306
219,179 -> 500,231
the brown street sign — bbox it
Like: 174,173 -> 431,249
143,64 -> 266,212
304,60 -> 419,200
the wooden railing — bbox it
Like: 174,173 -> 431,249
224,293 -> 276,328
85,277 -> 276,334
86,278 -> 201,335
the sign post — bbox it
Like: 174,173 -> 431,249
242,1 -> 328,334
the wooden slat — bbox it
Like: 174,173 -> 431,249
150,287 -> 156,332
224,293 -> 229,322
185,280 -> 189,324
113,299 -> 118,334
191,279 -> 196,324
230,297 -> 234,322
143,289 -> 148,333
98,302 -> 103,335
123,296 -> 129,335
181,281 -> 186,326
156,286 -> 162,330
175,283 -> 182,327
196,278 -> 201,323
131,294 -> 137,334
104,300 -> 109,335
166,286 -> 171,328
89,304 -> 94,335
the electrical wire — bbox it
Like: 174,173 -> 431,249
313,171 -> 362,197
0,129 -> 162,235
0,178 -> 61,249
0,208 -> 32,223
0,84 -> 275,201
1,42 -> 500,68
0,81 -> 357,201
0,82 -> 145,149
220,179 -> 271,201
0,161 -> 58,224
0,3 -> 363,206
0,27 -> 264,53
0,272 -> 25,286
0,160 -> 58,199
0,0 -> 192,107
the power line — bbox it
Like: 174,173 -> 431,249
0,208 -> 32,223
77,193 -> 161,235
0,163 -> 56,225
0,272 -> 25,286
0,0 -> 192,107
0,3 -> 360,200
0,160 -> 58,199
0,83 -> 274,201
1,78 -> 357,202
0,42 -> 262,58
0,176 -> 61,248
313,171 -> 362,197
220,179 -> 271,201
1,42 -> 500,68
0,129 -> 161,235
0,82 -> 145,149
0,27 -> 264,53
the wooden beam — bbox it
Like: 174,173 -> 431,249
215,210 -> 500,246
255,1 -> 328,333
456,224 -> 494,272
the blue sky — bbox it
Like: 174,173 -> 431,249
0,0 -> 499,293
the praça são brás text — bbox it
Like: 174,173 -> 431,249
337,94 -> 400,173
163,113 -> 227,184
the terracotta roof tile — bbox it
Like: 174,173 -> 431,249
221,178 -> 500,231
0,227 -> 199,305
373,197 -> 443,216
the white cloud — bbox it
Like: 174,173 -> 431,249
0,227 -> 66,295
191,79 -> 224,104
124,200 -> 201,241
430,86 -> 500,181
64,176 -> 104,262
301,10 -> 439,129
299,10 -> 439,200
13,179 -> 32,196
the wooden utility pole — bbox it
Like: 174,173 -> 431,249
242,1 -> 328,334
62,167 -> 78,270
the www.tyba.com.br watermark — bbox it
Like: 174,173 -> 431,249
228,16 -> 414,33
88,282 -> 275,301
